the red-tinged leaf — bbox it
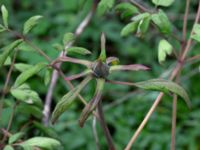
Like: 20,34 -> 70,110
106,57 -> 119,65
64,69 -> 92,81
109,64 -> 150,72
52,56 -> 91,68
51,76 -> 92,124
99,33 -> 106,62
79,79 -> 105,127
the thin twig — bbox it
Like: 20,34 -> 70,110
129,0 -> 151,13
0,50 -> 18,119
104,90 -> 142,111
125,92 -> 164,150
1,102 -> 18,144
92,116 -> 100,150
97,101 -> 115,150
171,0 -> 191,148
181,1 -> 200,61
6,28 -> 51,62
182,0 -> 191,42
24,39 -> 51,62
171,94 -> 177,150
171,69 -> 181,150
186,54 -> 200,62
43,1 -> 98,125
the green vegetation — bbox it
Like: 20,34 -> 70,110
0,0 -> 200,150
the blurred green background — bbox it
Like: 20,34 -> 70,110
0,0 -> 200,149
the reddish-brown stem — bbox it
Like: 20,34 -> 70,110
182,0 -> 191,42
97,101 -> 115,150
129,0 -> 151,13
24,39 -> 51,62
1,101 -> 18,144
0,50 -> 18,119
171,1 -> 191,147
186,54 -> 200,62
171,94 -> 177,150
50,65 -> 100,119
171,68 -> 181,150
6,28 -> 51,63
181,1 -> 200,61
106,79 -> 136,86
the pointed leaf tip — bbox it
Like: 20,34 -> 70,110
100,33 -> 106,61
135,79 -> 191,108
79,79 -> 105,127
0,39 -> 23,68
51,76 -> 92,124
19,137 -> 61,150
23,15 -> 43,35
110,64 -> 150,72
14,62 -> 46,87
1,5 -> 8,28
67,47 -> 91,55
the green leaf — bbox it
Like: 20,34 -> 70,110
63,32 -> 75,45
191,24 -> 200,42
3,145 -> 14,150
44,68 -> 52,85
78,0 -> 87,9
3,56 -> 11,66
17,104 -> 43,119
115,2 -> 139,18
137,16 -> 151,36
0,39 -> 23,67
67,47 -> 91,55
14,63 -> 33,72
14,62 -> 46,87
11,84 -> 43,107
152,0 -> 174,7
52,43 -> 63,51
158,39 -> 173,63
18,42 -> 35,52
131,12 -> 150,22
51,76 -> 92,124
9,132 -> 24,144
135,79 -> 191,108
151,10 -> 172,34
97,0 -> 115,16
20,145 -> 34,150
1,5 -> 8,28
33,121 -> 58,138
19,137 -> 61,150
0,24 -> 6,32
121,21 -> 139,37
141,17 -> 151,33
23,15 -> 43,35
